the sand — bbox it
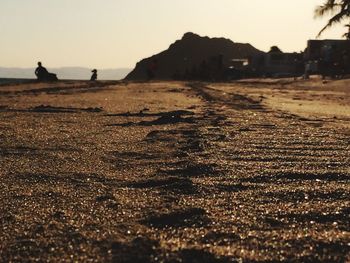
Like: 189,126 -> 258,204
0,78 -> 349,262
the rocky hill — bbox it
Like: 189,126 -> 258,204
125,32 -> 264,80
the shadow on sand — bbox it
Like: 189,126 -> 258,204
0,105 -> 103,113
107,110 -> 196,126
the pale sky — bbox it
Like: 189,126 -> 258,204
0,0 -> 346,68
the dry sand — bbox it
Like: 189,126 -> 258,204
0,78 -> 349,262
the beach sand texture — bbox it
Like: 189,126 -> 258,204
0,79 -> 349,262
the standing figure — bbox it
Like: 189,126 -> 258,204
91,69 -> 97,81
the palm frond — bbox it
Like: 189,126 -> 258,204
315,3 -> 340,18
343,23 -> 350,38
316,0 -> 350,37
317,10 -> 348,37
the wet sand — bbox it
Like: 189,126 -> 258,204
0,79 -> 349,262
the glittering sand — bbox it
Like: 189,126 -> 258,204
0,78 -> 349,262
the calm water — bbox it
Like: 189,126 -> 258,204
0,78 -> 34,85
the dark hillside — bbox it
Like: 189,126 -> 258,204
125,32 -> 264,80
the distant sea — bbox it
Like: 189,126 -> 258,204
0,78 -> 34,85
0,67 -> 131,81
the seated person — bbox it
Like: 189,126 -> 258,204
35,62 -> 58,81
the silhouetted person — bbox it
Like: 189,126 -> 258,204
90,69 -> 97,81
35,62 -> 49,81
35,62 -> 58,81
341,50 -> 350,76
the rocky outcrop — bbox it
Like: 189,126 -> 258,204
125,32 -> 264,80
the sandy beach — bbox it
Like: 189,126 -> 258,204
0,79 -> 349,262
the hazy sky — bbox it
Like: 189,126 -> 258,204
0,0 -> 346,68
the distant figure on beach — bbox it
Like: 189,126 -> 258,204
35,62 -> 58,81
340,50 -> 350,76
35,62 -> 48,80
90,69 -> 97,81
304,61 -> 311,79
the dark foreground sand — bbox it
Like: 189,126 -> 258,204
0,79 -> 349,262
